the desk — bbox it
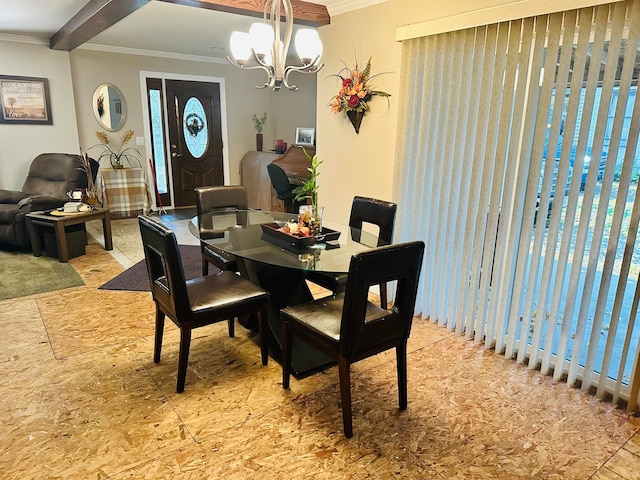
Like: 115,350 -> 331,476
190,210 -> 381,376
26,208 -> 113,263
98,168 -> 149,218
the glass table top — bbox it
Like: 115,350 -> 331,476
189,210 -> 383,273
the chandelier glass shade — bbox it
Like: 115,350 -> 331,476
228,0 -> 323,91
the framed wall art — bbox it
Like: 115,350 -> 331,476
0,75 -> 52,125
295,127 -> 315,146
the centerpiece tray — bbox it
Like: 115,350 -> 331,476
260,222 -> 340,247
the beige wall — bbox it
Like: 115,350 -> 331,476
0,40 -> 80,190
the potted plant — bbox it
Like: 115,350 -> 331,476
90,129 -> 141,169
293,147 -> 323,235
252,112 -> 267,151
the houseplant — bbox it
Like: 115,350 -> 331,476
90,129 -> 141,169
252,112 -> 267,151
293,147 -> 323,235
329,57 -> 390,134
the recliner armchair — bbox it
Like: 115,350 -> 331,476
0,153 -> 97,250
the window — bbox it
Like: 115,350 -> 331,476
395,2 -> 640,407
146,78 -> 170,206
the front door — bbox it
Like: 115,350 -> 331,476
165,79 -> 224,207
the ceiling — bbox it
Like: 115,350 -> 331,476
0,0 -> 376,60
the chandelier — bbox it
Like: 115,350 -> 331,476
227,0 -> 323,91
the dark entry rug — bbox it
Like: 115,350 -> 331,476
99,244 -> 214,292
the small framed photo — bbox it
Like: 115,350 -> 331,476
0,75 -> 52,125
295,127 -> 315,146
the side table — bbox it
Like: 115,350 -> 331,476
26,208 -> 113,263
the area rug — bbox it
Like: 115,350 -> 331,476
98,244 -> 215,292
0,251 -> 84,301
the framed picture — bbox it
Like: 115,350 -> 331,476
0,75 -> 52,125
295,127 -> 315,146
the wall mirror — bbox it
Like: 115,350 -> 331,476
92,83 -> 126,131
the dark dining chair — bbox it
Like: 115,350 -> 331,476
306,196 -> 397,308
267,163 -> 304,214
281,240 -> 425,438
138,214 -> 270,393
194,185 -> 248,276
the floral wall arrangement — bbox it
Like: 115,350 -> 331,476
329,57 -> 390,134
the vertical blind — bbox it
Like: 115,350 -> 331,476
393,0 -> 640,408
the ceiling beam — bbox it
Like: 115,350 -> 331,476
157,0 -> 330,26
50,0 -> 151,51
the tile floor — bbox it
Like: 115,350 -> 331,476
1,215 -> 639,479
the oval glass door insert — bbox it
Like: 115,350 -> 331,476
183,97 -> 208,158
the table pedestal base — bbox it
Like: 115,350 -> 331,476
239,259 -> 334,378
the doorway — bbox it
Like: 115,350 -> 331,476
142,73 -> 229,209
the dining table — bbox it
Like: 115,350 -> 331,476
189,209 -> 384,377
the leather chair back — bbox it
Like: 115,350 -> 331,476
194,186 -> 248,274
21,153 -> 88,197
339,241 -> 425,359
194,185 -> 248,214
348,196 -> 397,246
138,215 -> 191,322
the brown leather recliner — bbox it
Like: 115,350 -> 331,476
0,153 -> 98,250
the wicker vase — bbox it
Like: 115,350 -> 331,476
347,110 -> 364,134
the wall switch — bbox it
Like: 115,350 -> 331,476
135,136 -> 144,145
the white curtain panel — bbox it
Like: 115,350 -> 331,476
393,0 -> 640,408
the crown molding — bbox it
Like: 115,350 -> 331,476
0,33 -> 48,46
0,32 -> 229,63
77,42 -> 229,64
326,0 -> 388,17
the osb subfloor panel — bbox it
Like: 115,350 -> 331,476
1,238 -> 640,479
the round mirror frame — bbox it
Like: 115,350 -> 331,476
92,83 -> 126,131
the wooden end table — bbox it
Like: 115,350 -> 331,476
26,208 -> 113,263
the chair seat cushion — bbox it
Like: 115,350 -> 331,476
282,295 -> 387,342
186,271 -> 267,313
